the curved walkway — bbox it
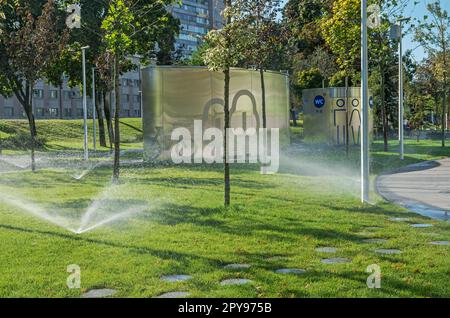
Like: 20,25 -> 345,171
376,159 -> 450,221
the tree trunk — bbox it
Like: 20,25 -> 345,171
224,68 -> 231,207
26,82 -> 36,172
59,84 -> 63,119
96,92 -> 107,147
113,55 -> 121,182
103,91 -> 114,151
260,67 -> 267,128
291,108 -> 297,127
380,70 -> 388,152
442,85 -> 446,148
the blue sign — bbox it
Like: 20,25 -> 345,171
314,95 -> 325,108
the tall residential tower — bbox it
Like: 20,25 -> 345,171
169,0 -> 224,57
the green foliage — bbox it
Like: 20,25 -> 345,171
2,131 -> 47,150
187,42 -> 208,66
295,68 -> 323,90
102,0 -> 134,55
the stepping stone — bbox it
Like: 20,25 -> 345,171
374,249 -> 402,255
365,226 -> 382,230
429,241 -> 450,246
224,264 -> 251,270
411,224 -> 433,228
82,289 -> 117,298
275,268 -> 306,275
155,292 -> 190,298
389,217 -> 410,222
321,258 -> 351,264
161,275 -> 192,282
315,247 -> 337,253
363,239 -> 388,244
220,279 -> 253,286
356,231 -> 375,237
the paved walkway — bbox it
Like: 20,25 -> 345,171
377,159 -> 450,221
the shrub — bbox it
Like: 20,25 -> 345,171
1,132 -> 47,150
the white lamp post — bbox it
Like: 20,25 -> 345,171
92,67 -> 97,153
361,0 -> 370,203
391,18 -> 410,160
81,45 -> 90,160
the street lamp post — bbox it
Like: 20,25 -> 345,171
81,46 -> 90,161
92,67 -> 97,153
393,17 -> 410,160
361,0 -> 370,203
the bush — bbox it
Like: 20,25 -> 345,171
1,132 -> 47,150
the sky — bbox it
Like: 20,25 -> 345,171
279,0 -> 450,62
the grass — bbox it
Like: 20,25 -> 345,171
0,119 -> 449,298
0,118 -> 143,154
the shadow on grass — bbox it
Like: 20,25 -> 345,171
0,223 -> 224,268
149,203 -> 365,243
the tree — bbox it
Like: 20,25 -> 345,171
187,42 -> 208,66
236,0 -> 285,129
100,0 -> 177,182
415,0 -> 450,147
283,0 -> 332,58
0,0 -> 68,171
283,0 -> 333,112
321,0 -> 409,151
203,0 -> 247,207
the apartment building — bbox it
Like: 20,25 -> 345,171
0,1 -> 225,120
170,0 -> 224,57
0,66 -> 142,120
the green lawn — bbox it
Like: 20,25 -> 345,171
0,120 -> 449,298
0,118 -> 143,154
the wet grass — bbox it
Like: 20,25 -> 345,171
0,122 -> 449,297
0,159 -> 449,297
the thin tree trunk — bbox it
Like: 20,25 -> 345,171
260,67 -> 267,128
59,84 -> 63,119
96,92 -> 107,147
442,84 -> 446,147
223,0 -> 232,208
224,68 -> 230,207
380,69 -> 388,151
103,91 -> 114,151
26,82 -> 36,172
113,55 -> 121,182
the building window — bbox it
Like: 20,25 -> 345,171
134,109 -> 141,117
49,90 -> 58,99
76,108 -> 83,117
3,107 -> 14,117
63,91 -> 72,100
133,95 -> 140,103
49,108 -> 59,117
36,108 -> 45,117
33,89 -> 44,99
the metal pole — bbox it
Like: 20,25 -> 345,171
361,0 -> 370,203
92,67 -> 97,153
399,21 -> 404,160
138,62 -> 143,119
345,76 -> 349,157
81,46 -> 90,161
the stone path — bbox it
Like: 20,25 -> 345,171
376,159 -> 450,221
